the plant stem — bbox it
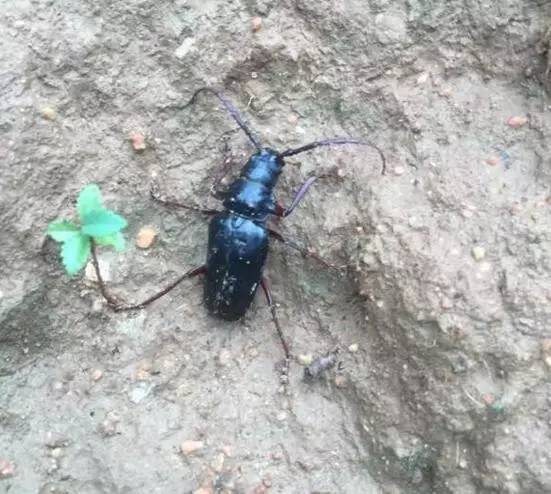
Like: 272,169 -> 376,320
90,240 -> 121,308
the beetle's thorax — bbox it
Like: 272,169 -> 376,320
223,149 -> 284,220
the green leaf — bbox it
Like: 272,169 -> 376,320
47,221 -> 80,242
81,210 -> 127,237
78,184 -> 103,220
61,234 -> 91,275
95,232 -> 125,251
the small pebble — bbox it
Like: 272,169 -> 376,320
211,453 -> 225,472
287,113 -> 299,125
98,411 -> 120,437
49,448 -> 64,459
271,451 -> 283,461
221,445 -> 233,457
41,107 -> 56,120
506,116 -> 528,128
252,484 -> 269,494
85,258 -> 111,283
129,132 -> 147,151
484,157 -> 500,166
542,339 -> 551,368
276,411 -> 287,421
479,261 -> 492,273
136,227 -> 157,249
217,349 -> 231,367
194,487 -> 213,494
334,375 -> 347,388
348,343 -> 359,353
297,354 -> 313,366
174,37 -> 195,59
482,393 -> 495,405
393,166 -> 405,176
91,369 -> 103,381
135,360 -> 153,380
440,297 -> 453,310
51,381 -> 64,392
0,459 -> 15,479
251,16 -> 262,32
180,440 -> 204,456
47,458 -> 59,474
471,246 -> 486,261
416,72 -> 429,85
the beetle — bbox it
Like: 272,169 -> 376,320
91,87 -> 385,369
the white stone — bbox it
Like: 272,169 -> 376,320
174,38 -> 195,59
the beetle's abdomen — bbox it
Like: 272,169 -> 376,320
204,212 -> 268,320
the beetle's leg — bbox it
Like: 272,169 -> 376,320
210,137 -> 239,200
150,183 -> 220,216
260,277 -> 290,384
273,176 -> 319,218
267,228 -> 341,271
274,171 -> 343,217
91,241 -> 206,311
274,166 -> 348,217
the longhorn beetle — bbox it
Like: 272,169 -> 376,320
92,87 -> 385,378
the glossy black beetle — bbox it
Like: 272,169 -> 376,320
91,88 -> 385,367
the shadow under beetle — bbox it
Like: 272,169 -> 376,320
92,87 -> 385,375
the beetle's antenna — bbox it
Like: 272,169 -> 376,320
279,138 -> 386,175
179,87 -> 262,151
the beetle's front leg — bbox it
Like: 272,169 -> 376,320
273,177 -> 318,217
150,182 -> 220,216
274,170 -> 342,218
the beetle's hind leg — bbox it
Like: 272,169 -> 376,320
260,277 -> 290,385
267,228 -> 343,272
91,241 -> 206,311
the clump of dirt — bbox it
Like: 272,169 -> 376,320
1,1 -> 550,493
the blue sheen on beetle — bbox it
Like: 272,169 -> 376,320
205,149 -> 283,319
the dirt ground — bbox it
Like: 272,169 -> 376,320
1,1 -> 551,493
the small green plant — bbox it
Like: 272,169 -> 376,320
47,184 -> 127,275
